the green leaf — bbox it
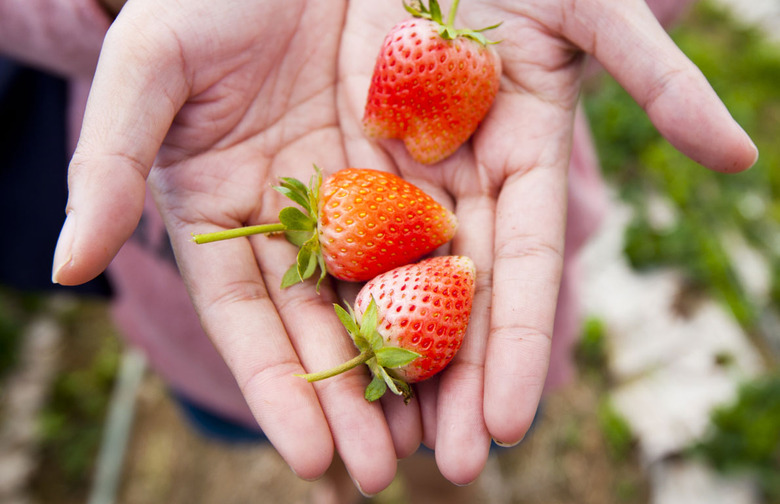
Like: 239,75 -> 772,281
359,298 -> 383,350
404,0 -> 431,19
375,347 -> 420,368
428,0 -> 442,23
277,176 -> 309,197
315,254 -> 328,292
284,230 -> 311,247
280,263 -> 302,289
462,30 -> 487,45
367,360 -> 414,403
341,302 -> 369,349
275,177 -> 311,214
279,207 -> 314,231
442,26 -> 457,40
273,185 -> 310,212
366,329 -> 383,352
344,302 -> 358,320
351,332 -> 369,351
297,245 -> 318,281
307,167 -> 323,215
334,304 -> 360,338
364,375 -> 388,402
475,22 -> 502,33
370,361 -> 402,396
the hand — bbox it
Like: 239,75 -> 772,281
51,0 -> 416,494
337,0 -> 758,484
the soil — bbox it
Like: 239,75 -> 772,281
114,370 -> 650,503
12,295 -> 649,504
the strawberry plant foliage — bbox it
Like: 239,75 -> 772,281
298,297 -> 420,402
404,0 -> 501,45
275,169 -> 328,289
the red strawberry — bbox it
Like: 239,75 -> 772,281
193,166 -> 457,287
363,0 -> 501,165
297,256 -> 476,402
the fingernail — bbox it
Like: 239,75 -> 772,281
492,436 -> 522,448
747,140 -> 759,169
288,467 -> 318,482
453,479 -> 475,488
52,213 -> 76,284
348,471 -> 375,498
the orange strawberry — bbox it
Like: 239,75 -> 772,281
297,256 -> 476,402
363,0 -> 501,164
192,167 -> 457,287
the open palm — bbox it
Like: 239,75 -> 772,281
53,0 -> 415,494
338,0 -> 758,485
52,0 -> 758,494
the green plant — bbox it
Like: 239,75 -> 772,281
583,0 -> 780,330
575,316 -> 609,379
690,372 -> 780,502
0,301 -> 23,379
598,398 -> 635,462
0,288 -> 45,380
36,319 -> 120,487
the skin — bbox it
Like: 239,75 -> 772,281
340,0 -> 757,484
45,0 -> 757,493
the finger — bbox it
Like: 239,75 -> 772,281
485,165 -> 567,445
52,13 -> 188,285
414,378 -> 439,449
563,0 -> 758,172
237,151 -> 400,494
173,229 -> 335,480
254,235 -> 398,495
380,394 -> 423,459
472,86 -> 571,445
431,192 -> 495,484
336,277 -> 424,460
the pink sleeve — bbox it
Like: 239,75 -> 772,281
0,0 -> 110,78
107,192 -> 260,428
545,105 -> 608,391
646,0 -> 699,29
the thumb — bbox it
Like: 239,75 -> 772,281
52,11 -> 188,285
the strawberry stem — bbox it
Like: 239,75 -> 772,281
446,0 -> 459,28
192,223 -> 287,244
296,350 -> 374,382
192,166 -> 327,289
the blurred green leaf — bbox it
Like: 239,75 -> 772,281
583,0 -> 780,331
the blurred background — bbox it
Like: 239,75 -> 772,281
1,1 -> 778,503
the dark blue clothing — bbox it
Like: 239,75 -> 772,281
0,58 -> 110,296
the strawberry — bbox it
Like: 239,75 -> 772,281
192,166 -> 457,287
363,0 -> 501,165
297,256 -> 476,402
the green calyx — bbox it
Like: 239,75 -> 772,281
403,0 -> 501,45
296,298 -> 420,403
191,165 -> 327,290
